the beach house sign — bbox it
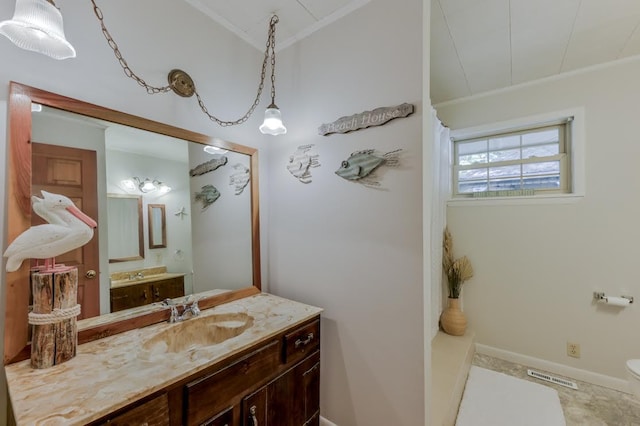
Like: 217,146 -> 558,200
318,103 -> 414,136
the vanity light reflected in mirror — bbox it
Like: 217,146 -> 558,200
148,204 -> 167,249
121,177 -> 171,194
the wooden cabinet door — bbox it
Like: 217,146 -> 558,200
302,354 -> 320,426
202,406 -> 234,426
151,277 -> 184,302
266,350 -> 320,426
242,387 -> 267,426
110,283 -> 152,312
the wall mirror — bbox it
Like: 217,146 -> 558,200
108,194 -> 144,261
4,82 -> 261,364
148,204 -> 167,249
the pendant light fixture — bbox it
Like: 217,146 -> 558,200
0,0 -> 76,60
259,16 -> 286,136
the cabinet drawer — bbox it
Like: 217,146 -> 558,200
283,319 -> 320,364
185,340 -> 280,426
101,393 -> 169,426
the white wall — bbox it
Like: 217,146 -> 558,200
188,148 -> 253,292
0,0 -> 268,421
268,0 -> 426,424
436,58 -> 640,382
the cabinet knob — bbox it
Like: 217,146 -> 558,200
85,269 -> 97,279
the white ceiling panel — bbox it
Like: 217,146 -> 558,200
510,0 -> 578,84
431,0 -> 640,103
244,4 -> 317,50
620,24 -> 640,57
443,0 -> 509,47
562,16 -> 640,71
298,0 -> 353,19
183,0 -> 370,51
572,0 -> 640,32
430,2 -> 471,101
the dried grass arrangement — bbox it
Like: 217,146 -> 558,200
443,227 -> 473,299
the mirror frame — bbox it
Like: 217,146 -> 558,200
108,194 -> 145,262
4,82 -> 261,365
148,204 -> 167,249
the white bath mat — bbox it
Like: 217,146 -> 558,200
455,366 -> 566,426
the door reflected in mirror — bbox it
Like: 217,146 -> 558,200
148,204 -> 167,249
107,194 -> 144,262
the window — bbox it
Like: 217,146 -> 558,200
453,120 -> 571,198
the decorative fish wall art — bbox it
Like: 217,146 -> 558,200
189,155 -> 228,177
335,149 -> 402,188
194,184 -> 221,210
287,144 -> 320,184
229,164 -> 251,195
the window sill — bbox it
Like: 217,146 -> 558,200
447,193 -> 584,207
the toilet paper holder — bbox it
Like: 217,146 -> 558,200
593,292 -> 634,304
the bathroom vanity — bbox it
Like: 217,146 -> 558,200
5,293 -> 322,425
110,267 -> 186,312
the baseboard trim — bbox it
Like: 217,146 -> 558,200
320,416 -> 338,426
475,344 -> 630,393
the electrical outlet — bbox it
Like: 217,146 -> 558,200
567,342 -> 581,358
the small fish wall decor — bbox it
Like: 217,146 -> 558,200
335,149 -> 402,188
287,144 -> 320,184
174,206 -> 188,219
229,163 -> 250,195
189,155 -> 228,177
194,184 -> 221,210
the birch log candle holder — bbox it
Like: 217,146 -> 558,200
30,266 -> 81,369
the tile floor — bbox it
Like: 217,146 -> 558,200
472,353 -> 640,426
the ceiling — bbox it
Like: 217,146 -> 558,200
183,0 -> 371,51
431,0 -> 640,104
183,0 -> 640,105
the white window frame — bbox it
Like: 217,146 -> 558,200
448,108 -> 585,206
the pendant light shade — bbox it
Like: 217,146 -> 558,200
259,103 -> 287,136
0,0 -> 75,60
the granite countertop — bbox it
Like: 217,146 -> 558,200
5,293 -> 323,426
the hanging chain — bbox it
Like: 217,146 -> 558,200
90,0 -> 279,127
269,18 -> 277,106
91,0 -> 171,94
196,15 -> 278,126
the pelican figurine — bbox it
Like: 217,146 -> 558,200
3,191 -> 97,272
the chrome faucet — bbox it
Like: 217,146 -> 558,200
163,296 -> 200,323
129,271 -> 145,280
